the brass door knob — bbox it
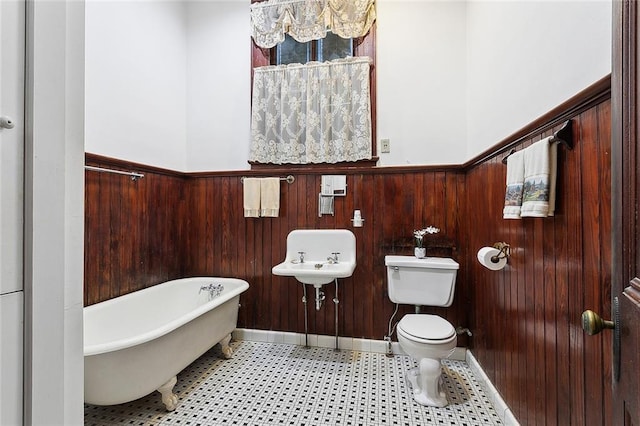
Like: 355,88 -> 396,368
581,298 -> 620,381
581,309 -> 615,335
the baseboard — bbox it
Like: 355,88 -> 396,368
233,328 -> 467,361
466,350 -> 520,426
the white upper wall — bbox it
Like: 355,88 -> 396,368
84,0 -> 612,171
186,1 -> 250,172
376,0 -> 467,166
85,0 -> 188,171
466,0 -> 612,158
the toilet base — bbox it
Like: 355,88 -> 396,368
406,358 -> 448,408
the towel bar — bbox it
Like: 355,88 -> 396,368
85,165 -> 144,181
241,175 -> 295,184
501,119 -> 573,165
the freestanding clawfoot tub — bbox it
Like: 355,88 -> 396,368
84,277 -> 249,410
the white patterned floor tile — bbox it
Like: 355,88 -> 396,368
85,341 -> 503,426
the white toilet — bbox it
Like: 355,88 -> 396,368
385,255 -> 459,408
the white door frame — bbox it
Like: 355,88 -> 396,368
23,1 -> 85,424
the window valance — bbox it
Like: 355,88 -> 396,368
250,0 -> 376,49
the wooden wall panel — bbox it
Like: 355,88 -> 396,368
465,100 -> 612,425
179,171 -> 468,340
84,158 -> 187,305
85,163 -> 467,339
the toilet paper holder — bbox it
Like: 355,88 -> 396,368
491,242 -> 511,263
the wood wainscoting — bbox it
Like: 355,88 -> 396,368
183,169 -> 467,342
84,76 -> 612,425
464,86 -> 612,424
85,156 -> 469,344
84,157 -> 188,304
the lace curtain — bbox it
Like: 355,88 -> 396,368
250,0 -> 376,49
250,57 -> 372,164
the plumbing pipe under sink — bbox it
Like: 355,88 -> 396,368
315,287 -> 325,310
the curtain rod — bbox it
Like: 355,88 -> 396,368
254,56 -> 372,72
85,165 -> 145,181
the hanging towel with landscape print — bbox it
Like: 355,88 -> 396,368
503,150 -> 525,219
520,137 -> 557,217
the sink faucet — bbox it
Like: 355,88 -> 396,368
327,252 -> 340,264
298,251 -> 306,263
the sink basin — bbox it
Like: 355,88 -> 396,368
272,229 -> 356,286
272,261 -> 355,285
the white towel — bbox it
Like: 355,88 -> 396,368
503,150 -> 525,219
547,141 -> 558,216
521,137 -> 557,217
260,177 -> 280,217
243,178 -> 261,218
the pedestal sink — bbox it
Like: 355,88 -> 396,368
272,229 -> 356,349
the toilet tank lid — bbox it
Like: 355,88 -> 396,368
385,255 -> 459,270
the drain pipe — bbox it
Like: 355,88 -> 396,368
315,287 -> 325,310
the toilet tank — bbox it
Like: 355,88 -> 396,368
385,256 -> 459,307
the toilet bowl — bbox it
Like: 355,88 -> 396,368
396,314 -> 457,407
385,255 -> 460,408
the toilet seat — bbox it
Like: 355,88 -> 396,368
397,314 -> 456,344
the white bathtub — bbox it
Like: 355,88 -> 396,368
84,277 -> 249,410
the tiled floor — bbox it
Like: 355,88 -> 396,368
84,340 -> 502,426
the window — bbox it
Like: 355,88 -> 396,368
274,32 -> 354,65
250,1 -> 377,167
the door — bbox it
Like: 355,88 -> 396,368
0,0 -> 25,424
611,0 -> 640,423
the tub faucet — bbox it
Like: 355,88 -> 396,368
327,252 -> 340,264
199,283 -> 224,300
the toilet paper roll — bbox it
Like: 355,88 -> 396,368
477,247 -> 507,271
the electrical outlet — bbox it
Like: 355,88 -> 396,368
380,138 -> 390,153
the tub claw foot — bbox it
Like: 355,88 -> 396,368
220,333 -> 233,359
157,376 -> 179,411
